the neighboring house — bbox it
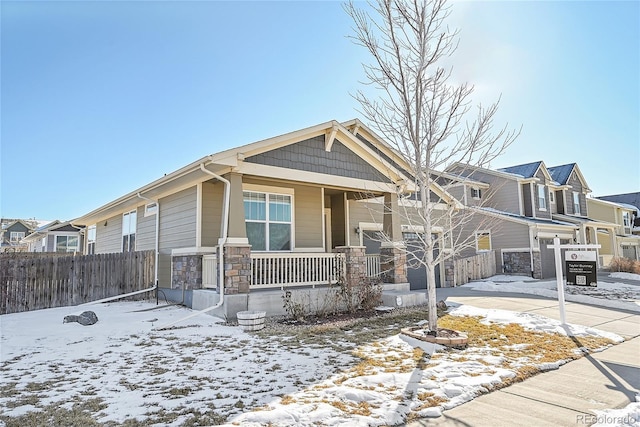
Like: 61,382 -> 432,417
0,219 -> 34,252
596,192 -> 640,236
587,197 -> 640,262
21,220 -> 84,253
73,119 -> 458,319
444,161 -> 617,278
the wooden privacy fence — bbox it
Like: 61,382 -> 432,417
452,251 -> 496,286
0,251 -> 155,315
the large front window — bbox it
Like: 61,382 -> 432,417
122,210 -> 137,252
56,235 -> 79,253
244,191 -> 291,251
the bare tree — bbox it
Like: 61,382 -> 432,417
345,0 -> 519,332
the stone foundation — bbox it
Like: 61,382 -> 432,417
335,246 -> 367,286
172,255 -> 203,290
224,244 -> 251,294
380,246 -> 407,284
502,251 -> 536,277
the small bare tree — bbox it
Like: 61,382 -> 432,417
345,0 -> 519,332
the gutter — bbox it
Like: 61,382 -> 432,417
156,161 -> 230,330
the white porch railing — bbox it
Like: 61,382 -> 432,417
250,252 -> 346,289
366,254 -> 381,278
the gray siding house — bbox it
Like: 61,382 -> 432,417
444,161 -> 601,278
73,119 -> 459,319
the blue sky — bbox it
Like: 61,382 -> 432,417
2,0 -> 638,221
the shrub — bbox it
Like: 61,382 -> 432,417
608,257 -> 640,274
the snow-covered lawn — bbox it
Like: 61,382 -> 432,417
462,273 -> 640,313
0,288 -> 628,427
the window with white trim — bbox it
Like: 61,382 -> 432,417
623,212 -> 631,229
144,202 -> 158,217
10,231 -> 25,242
87,225 -> 96,255
476,231 -> 491,252
471,187 -> 482,199
573,192 -> 581,215
56,235 -> 79,253
244,191 -> 292,251
122,210 -> 137,252
537,185 -> 546,210
549,190 -> 555,204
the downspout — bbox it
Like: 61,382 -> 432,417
137,193 -> 160,301
155,161 -> 230,330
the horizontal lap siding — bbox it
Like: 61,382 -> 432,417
96,214 -> 123,253
294,185 -> 322,249
136,206 -> 156,251
158,186 -> 197,287
202,181 -> 223,247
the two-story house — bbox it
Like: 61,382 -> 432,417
443,161 -> 620,278
596,192 -> 640,236
586,197 -> 640,263
0,219 -> 34,252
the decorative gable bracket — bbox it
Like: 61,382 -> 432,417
325,124 -> 339,152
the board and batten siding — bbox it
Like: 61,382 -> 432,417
566,172 -> 587,216
95,214 -> 123,254
532,169 -> 552,220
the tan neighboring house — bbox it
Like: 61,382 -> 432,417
586,197 -> 640,263
72,119 -> 459,319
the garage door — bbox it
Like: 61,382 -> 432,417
539,238 -> 570,279
622,245 -> 638,260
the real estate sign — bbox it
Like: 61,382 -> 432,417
565,251 -> 597,287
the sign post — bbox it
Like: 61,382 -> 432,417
547,237 -> 600,326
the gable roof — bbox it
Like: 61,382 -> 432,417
547,163 -> 575,185
597,192 -> 640,211
498,161 -> 544,179
74,119 -> 460,225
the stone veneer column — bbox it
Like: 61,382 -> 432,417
223,244 -> 252,294
379,245 -> 407,284
334,246 -> 367,287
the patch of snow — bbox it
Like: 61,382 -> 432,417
609,272 -> 640,281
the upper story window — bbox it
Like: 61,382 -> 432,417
10,231 -> 25,242
87,225 -> 96,255
623,212 -> 631,229
476,231 -> 491,252
122,210 -> 137,252
537,185 -> 547,210
573,192 -> 581,215
549,190 -> 555,204
471,187 -> 482,200
144,202 -> 158,217
56,235 -> 79,253
244,191 -> 292,251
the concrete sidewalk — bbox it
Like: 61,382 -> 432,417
407,288 -> 640,426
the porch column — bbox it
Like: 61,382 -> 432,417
226,172 -> 248,243
223,171 -> 250,294
335,246 -> 367,287
380,192 -> 407,284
